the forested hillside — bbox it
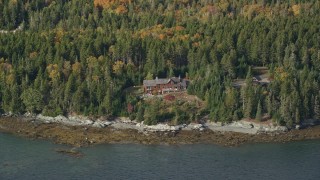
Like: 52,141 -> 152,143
0,0 -> 319,127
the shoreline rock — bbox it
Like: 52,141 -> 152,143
1,116 -> 320,147
1,112 -> 312,135
205,120 -> 288,134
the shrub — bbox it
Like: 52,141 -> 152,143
164,95 -> 175,101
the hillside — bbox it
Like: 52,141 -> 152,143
0,0 -> 320,127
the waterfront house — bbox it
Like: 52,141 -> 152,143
143,76 -> 189,95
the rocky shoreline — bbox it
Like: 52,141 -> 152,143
13,113 -> 295,134
1,115 -> 320,147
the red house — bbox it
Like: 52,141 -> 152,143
143,77 -> 189,95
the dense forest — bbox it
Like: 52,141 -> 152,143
0,0 -> 319,127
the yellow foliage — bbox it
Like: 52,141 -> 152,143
55,28 -> 64,43
109,45 -> 115,54
29,52 -> 38,59
47,64 -> 60,80
166,60 -> 174,68
0,62 -> 14,84
156,24 -> 164,29
9,0 -> 17,6
113,60 -> 125,74
87,56 -> 98,69
94,0 -> 133,9
6,73 -> 15,85
275,67 -> 289,81
98,56 -> 105,62
72,62 -> 82,76
62,61 -> 71,78
92,75 -> 100,82
97,27 -> 104,33
179,34 -> 189,41
242,4 -> 273,19
0,62 -> 13,74
218,1 -> 229,12
225,87 -> 236,108
263,91 -> 269,95
175,0 -> 191,5
291,4 -> 301,16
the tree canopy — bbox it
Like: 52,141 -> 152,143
0,0 -> 319,127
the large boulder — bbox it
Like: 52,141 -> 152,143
92,120 -> 113,128
146,124 -> 180,132
36,114 -> 56,123
68,115 -> 93,126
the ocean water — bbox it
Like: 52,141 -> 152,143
1,133 -> 320,180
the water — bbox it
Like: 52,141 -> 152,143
1,133 -> 320,180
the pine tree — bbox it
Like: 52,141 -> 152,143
314,96 -> 320,120
295,107 -> 301,124
136,104 -> 144,122
256,100 -> 262,121
245,97 -> 253,119
20,88 -> 43,113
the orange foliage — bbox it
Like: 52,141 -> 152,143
175,26 -> 185,31
193,33 -> 201,39
115,4 -> 128,14
0,61 -> 15,85
166,30 -> 174,37
200,5 -> 220,16
135,24 -> 190,42
0,62 -> 13,80
158,34 -> 166,40
94,0 -> 133,9
179,34 -> 189,41
192,42 -> 200,47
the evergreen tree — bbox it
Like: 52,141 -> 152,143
20,88 -> 43,113
256,100 -> 262,121
136,104 -> 145,122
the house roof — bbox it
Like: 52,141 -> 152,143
143,78 -> 169,87
143,77 -> 188,87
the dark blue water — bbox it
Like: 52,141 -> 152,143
1,133 -> 320,180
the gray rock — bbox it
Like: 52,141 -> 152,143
145,124 -> 180,132
92,120 -> 113,128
